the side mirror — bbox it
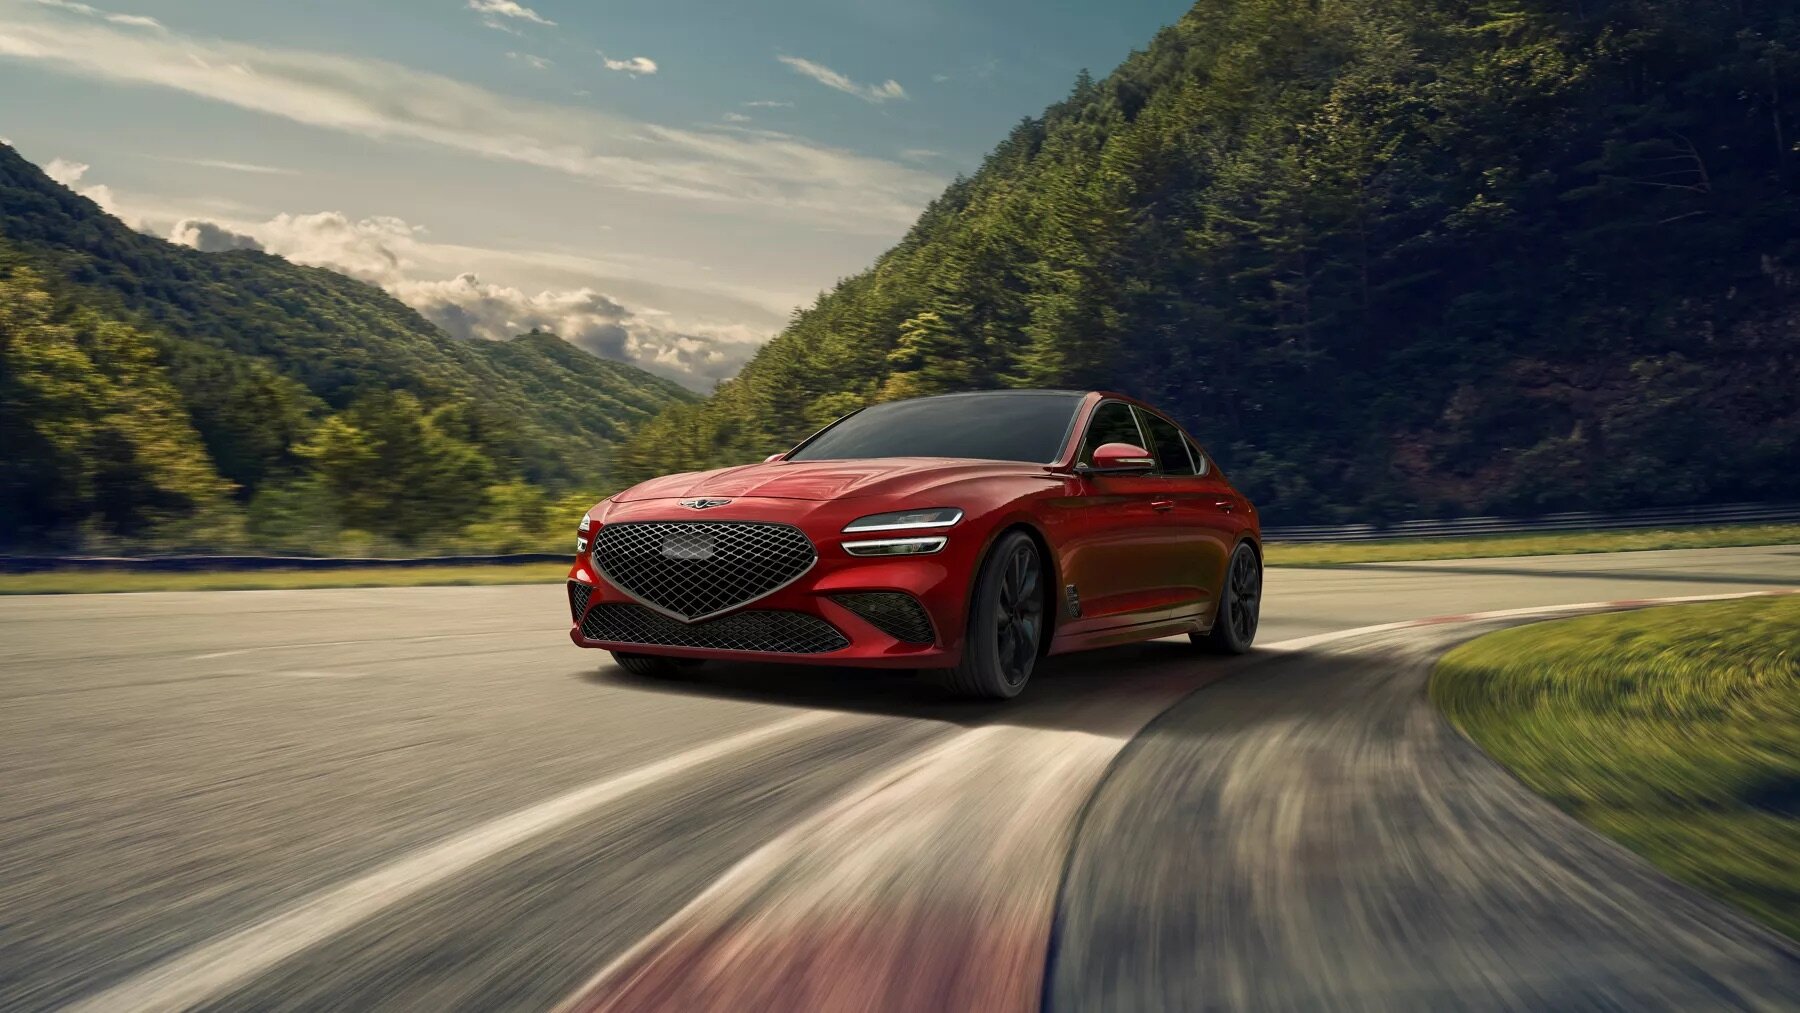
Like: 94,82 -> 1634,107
764,452 -> 786,463
1079,443 -> 1157,476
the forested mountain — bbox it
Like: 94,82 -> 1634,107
616,0 -> 1800,523
0,145 -> 694,551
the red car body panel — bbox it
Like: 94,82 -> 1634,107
567,391 -> 1259,668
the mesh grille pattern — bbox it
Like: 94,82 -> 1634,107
567,581 -> 593,623
580,603 -> 848,654
594,521 -> 816,620
831,592 -> 935,644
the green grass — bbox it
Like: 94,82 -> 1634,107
0,563 -> 571,595
1433,597 -> 1800,940
1267,522 -> 1800,566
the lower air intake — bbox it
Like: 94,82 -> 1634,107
567,581 -> 593,623
830,592 -> 936,644
580,603 -> 848,654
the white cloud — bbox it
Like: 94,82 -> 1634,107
506,50 -> 551,70
44,156 -> 89,184
900,148 -> 941,162
169,217 -> 263,252
42,157 -> 125,217
600,54 -> 657,76
30,0 -> 99,15
743,100 -> 793,108
31,0 -> 162,29
467,0 -> 552,27
253,211 -> 421,282
393,273 -> 752,386
777,56 -> 905,103
0,10 -> 939,230
163,209 -> 765,388
722,112 -> 751,123
156,155 -> 298,175
104,12 -> 161,29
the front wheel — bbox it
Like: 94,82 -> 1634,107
936,531 -> 1045,699
1196,542 -> 1261,654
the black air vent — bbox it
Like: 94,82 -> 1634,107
580,603 -> 847,654
831,592 -> 935,644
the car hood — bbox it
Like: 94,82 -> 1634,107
614,458 -> 1049,503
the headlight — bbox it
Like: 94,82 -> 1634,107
842,508 -> 963,533
842,536 -> 947,557
576,514 -> 595,553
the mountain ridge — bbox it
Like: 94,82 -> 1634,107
613,0 -> 1800,523
0,144 -> 693,550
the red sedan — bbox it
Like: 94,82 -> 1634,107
567,390 -> 1261,698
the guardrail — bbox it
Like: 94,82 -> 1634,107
1261,502 -> 1800,543
4,502 -> 1796,570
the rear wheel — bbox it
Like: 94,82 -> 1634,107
610,651 -> 699,677
937,531 -> 1045,699
1196,542 -> 1261,654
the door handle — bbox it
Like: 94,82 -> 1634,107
1213,499 -> 1235,512
1151,499 -> 1175,512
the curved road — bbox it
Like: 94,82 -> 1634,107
1,545 -> 1797,1010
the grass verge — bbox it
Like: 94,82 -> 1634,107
1432,597 -> 1800,940
1267,522 -> 1800,566
0,563 -> 571,595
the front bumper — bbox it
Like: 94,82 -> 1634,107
566,546 -> 968,668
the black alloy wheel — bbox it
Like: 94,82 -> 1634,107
1198,542 -> 1261,654
939,531 -> 1045,699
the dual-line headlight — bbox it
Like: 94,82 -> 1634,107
576,514 -> 595,554
841,507 -> 961,556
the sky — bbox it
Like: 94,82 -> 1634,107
1,0 -> 1191,389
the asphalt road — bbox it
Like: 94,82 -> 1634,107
2,545 -> 1798,1011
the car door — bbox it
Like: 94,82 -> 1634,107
1059,400 -> 1189,627
1133,407 -> 1231,618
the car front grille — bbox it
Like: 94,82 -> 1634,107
567,580 -> 593,623
830,592 -> 935,644
593,521 -> 816,621
580,603 -> 848,654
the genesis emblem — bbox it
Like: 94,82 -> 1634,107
679,498 -> 732,510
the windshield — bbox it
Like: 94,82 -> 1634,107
787,392 -> 1084,464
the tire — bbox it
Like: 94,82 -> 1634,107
937,531 -> 1046,699
1196,541 -> 1261,654
610,651 -> 692,677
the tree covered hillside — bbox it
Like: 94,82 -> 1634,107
616,0 -> 1800,522
0,146 -> 694,551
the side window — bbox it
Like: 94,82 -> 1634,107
1136,409 -> 1195,475
1079,402 -> 1144,465
1185,437 -> 1211,476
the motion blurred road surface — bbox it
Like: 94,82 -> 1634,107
3,545 -> 1798,1010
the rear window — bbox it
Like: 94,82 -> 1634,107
1136,409 -> 1195,475
788,392 -> 1084,464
